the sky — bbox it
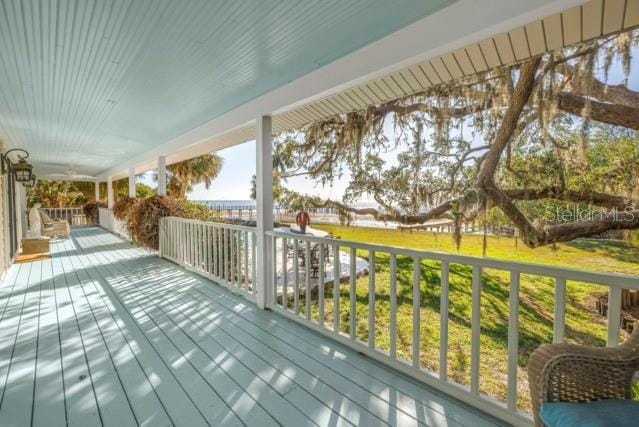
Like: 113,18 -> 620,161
186,140 -> 354,201
138,138 -> 354,201
140,47 -> 639,203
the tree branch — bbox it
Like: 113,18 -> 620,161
557,92 -> 639,130
504,187 -> 638,210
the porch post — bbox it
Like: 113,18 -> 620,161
107,176 -> 114,209
158,156 -> 167,196
94,181 -> 100,201
255,115 -> 273,309
128,168 -> 136,198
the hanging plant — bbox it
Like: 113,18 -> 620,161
113,197 -> 138,221
83,200 -> 107,224
126,196 -> 187,249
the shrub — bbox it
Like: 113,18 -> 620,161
178,199 -> 221,221
113,197 -> 138,220
83,200 -> 107,224
127,196 -> 187,249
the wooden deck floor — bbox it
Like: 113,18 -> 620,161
0,227 -> 504,427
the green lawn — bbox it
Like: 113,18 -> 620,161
291,224 -> 639,413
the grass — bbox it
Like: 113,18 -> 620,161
286,224 -> 639,413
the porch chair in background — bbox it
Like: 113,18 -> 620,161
39,210 -> 70,238
528,327 -> 639,426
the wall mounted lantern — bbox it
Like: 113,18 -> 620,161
1,149 -> 33,182
23,175 -> 36,188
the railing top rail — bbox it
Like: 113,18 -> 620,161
163,216 -> 255,232
266,229 -> 639,289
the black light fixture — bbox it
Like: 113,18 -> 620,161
1,148 -> 33,182
23,174 -> 36,188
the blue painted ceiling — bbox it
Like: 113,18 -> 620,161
0,0 -> 453,176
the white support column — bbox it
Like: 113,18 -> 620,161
94,181 -> 100,201
157,156 -> 167,196
128,167 -> 136,198
255,116 -> 273,309
107,176 -> 114,209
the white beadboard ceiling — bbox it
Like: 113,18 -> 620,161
114,0 -> 635,182
183,0 -> 639,162
0,0 -> 454,177
268,0 -> 638,135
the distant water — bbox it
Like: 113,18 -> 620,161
191,200 -> 379,210
192,200 -> 257,209
190,199 -> 408,228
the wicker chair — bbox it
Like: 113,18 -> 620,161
528,328 -> 639,426
39,210 -> 70,238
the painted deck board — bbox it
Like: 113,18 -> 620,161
0,228 -> 504,427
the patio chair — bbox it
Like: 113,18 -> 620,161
528,327 -> 639,426
39,210 -> 70,238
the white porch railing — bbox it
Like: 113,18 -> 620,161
159,217 -> 257,300
41,206 -> 89,226
98,207 -> 130,240
157,218 -> 639,425
263,230 -> 639,426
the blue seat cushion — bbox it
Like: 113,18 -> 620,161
540,399 -> 639,427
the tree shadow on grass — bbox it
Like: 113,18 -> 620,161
307,250 -> 606,370
564,238 -> 639,265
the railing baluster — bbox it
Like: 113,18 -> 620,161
179,222 -> 183,262
186,222 -> 191,265
224,229 -> 229,281
243,231 -> 249,290
439,260 -> 449,381
197,224 -> 202,269
507,270 -> 520,412
251,232 -> 256,292
218,228 -> 223,278
272,235 -> 278,307
208,226 -> 215,276
607,286 -> 622,347
319,244 -> 325,326
282,237 -> 288,310
172,218 -> 175,259
305,240 -> 311,320
412,256 -> 421,368
211,227 -> 217,277
553,278 -> 566,343
230,230 -> 236,283
293,239 -> 300,314
206,226 -> 210,272
471,265 -> 481,395
368,250 -> 376,349
389,253 -> 397,358
333,244 -> 340,333
183,221 -> 188,264
193,223 -> 198,268
191,222 -> 196,266
180,222 -> 185,264
236,230 -> 242,286
349,247 -> 356,340
188,222 -> 194,266
200,224 -> 206,271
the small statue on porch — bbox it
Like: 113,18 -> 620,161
28,203 -> 42,238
